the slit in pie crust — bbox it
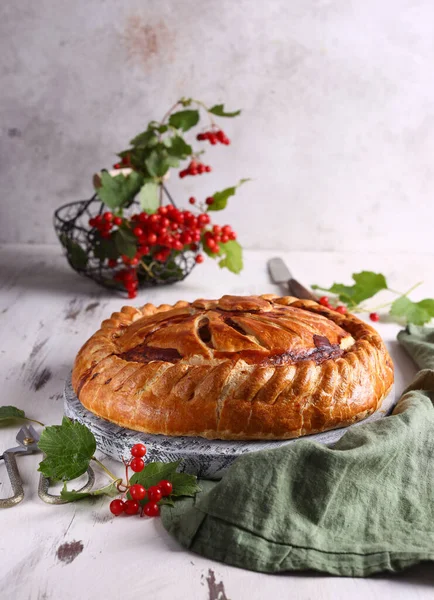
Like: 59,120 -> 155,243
72,294 -> 394,440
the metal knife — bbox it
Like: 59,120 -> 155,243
268,257 -> 318,301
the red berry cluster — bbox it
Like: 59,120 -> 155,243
196,130 -> 230,145
109,443 -> 173,518
88,212 -> 115,239
90,204 -> 216,298
179,160 -> 211,178
203,224 -> 236,254
318,296 -> 347,315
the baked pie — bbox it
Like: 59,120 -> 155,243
72,295 -> 394,440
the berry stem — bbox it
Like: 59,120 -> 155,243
91,457 -> 119,481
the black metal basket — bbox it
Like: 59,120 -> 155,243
53,195 -> 198,292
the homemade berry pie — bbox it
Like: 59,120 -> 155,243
72,295 -> 394,440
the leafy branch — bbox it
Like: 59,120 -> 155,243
312,271 -> 434,325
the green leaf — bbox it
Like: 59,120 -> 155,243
60,479 -> 121,503
312,271 -> 388,307
208,104 -> 241,117
168,109 -> 199,131
138,181 -> 159,214
390,297 -> 434,326
164,135 -> 192,159
60,235 -> 88,270
208,179 -> 250,211
130,130 -> 159,148
93,236 -> 119,261
0,406 -> 25,422
114,229 -> 137,259
38,417 -> 96,482
96,171 -> 144,209
218,240 -> 243,274
129,460 -> 201,502
145,150 -> 171,177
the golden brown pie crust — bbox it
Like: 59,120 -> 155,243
72,294 -> 394,440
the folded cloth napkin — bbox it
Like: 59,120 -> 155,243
161,325 -> 434,576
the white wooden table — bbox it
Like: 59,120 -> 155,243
1,244 -> 433,600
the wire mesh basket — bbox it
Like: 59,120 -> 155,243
53,195 -> 198,292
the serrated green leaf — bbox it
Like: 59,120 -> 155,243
138,181 -> 159,214
164,135 -> 192,159
60,479 -> 121,503
208,104 -> 241,117
114,230 -> 137,259
130,130 -> 158,147
208,179 -> 250,212
62,238 -> 88,270
38,417 -> 96,482
390,296 -> 434,326
312,271 -> 388,307
0,406 -> 25,422
168,109 -> 199,131
128,460 -> 201,503
218,240 -> 243,274
93,236 -> 119,261
145,150 -> 171,177
96,171 -> 144,209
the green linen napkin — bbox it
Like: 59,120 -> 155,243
161,326 -> 434,576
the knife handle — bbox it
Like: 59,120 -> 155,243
288,279 -> 318,302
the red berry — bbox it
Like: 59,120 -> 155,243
128,290 -> 137,299
133,226 -> 144,237
88,218 -> 96,227
124,499 -> 140,515
108,258 -> 117,268
195,254 -> 204,264
222,225 -> 231,235
129,484 -> 146,501
189,167 -> 198,176
180,233 -> 192,245
130,257 -> 139,266
158,206 -> 169,215
138,245 -> 150,256
113,163 -> 122,169
213,225 -> 221,235
205,165 -> 211,172
196,133 -> 206,141
221,235 -> 229,243
319,296 -> 329,307
335,305 -> 347,314
158,480 -> 173,497
189,197 -> 196,205
198,213 -> 210,226
130,457 -> 145,472
228,231 -> 236,240
143,502 -> 160,517
103,211 -> 113,222
370,312 -> 380,322
179,170 -> 187,178
147,486 -> 162,502
113,216 -> 122,226
147,233 -> 157,245
131,443 -> 147,458
173,240 -> 183,251
197,164 -> 205,174
206,197 -> 214,206
209,134 -> 217,145
109,499 -> 125,516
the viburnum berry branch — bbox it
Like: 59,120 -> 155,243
79,97 -> 248,298
313,272 -> 434,325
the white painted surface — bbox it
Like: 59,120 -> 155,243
2,0 -> 434,252
0,245 -> 433,599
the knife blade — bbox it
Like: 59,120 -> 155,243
268,257 -> 318,301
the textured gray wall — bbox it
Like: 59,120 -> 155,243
1,0 -> 434,251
